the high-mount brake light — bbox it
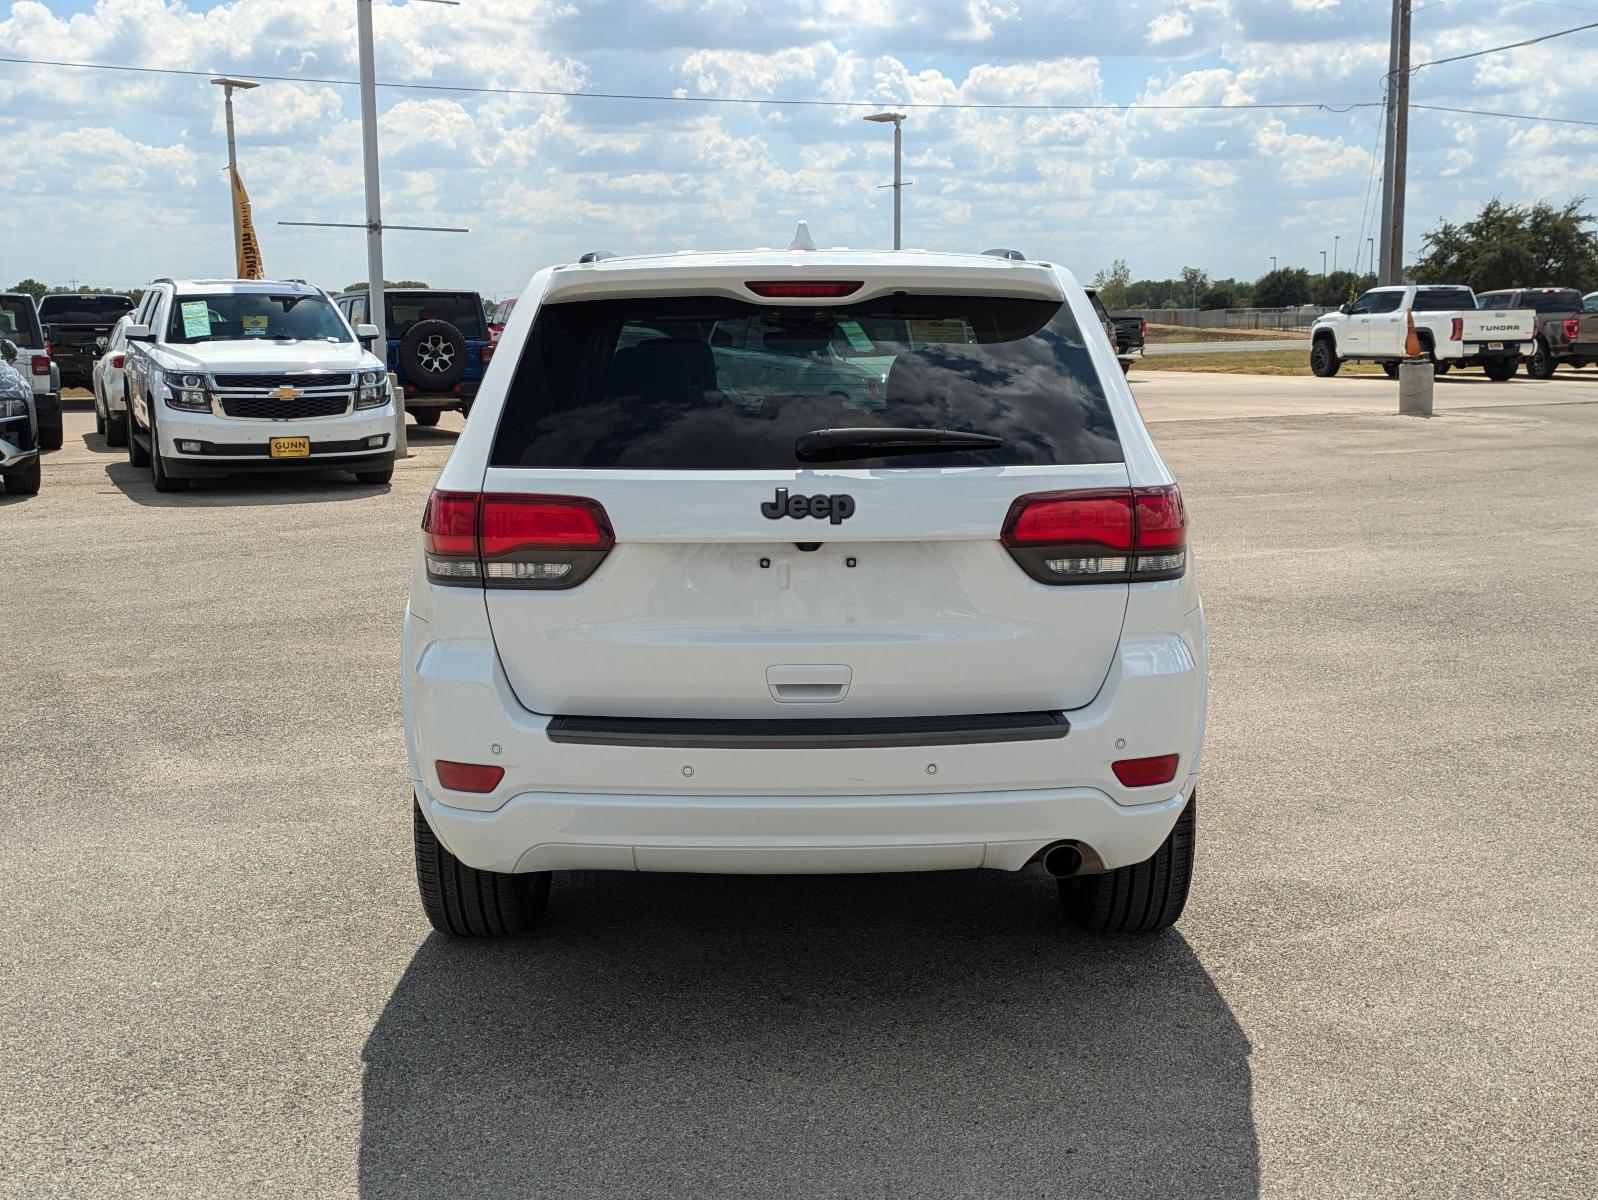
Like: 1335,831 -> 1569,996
1450,318 -> 1463,341
1002,485 -> 1187,584
423,490 -> 614,589
744,281 -> 864,298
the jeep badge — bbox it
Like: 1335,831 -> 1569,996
761,487 -> 856,525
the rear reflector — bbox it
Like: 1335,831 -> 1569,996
1112,754 -> 1180,788
423,490 -> 614,589
1002,485 -> 1187,584
435,760 -> 505,793
745,281 -> 863,298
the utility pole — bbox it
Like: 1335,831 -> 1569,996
1334,235 -> 1340,274
1321,250 -> 1328,277
356,0 -> 385,333
1378,0 -> 1411,286
863,112 -> 908,250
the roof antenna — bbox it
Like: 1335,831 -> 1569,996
788,221 -> 818,251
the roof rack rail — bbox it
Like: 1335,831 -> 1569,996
578,251 -> 617,264
981,248 -> 1026,261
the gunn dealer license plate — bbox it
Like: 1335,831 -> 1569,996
270,437 -> 311,458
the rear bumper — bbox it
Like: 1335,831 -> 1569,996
1455,341 -> 1534,362
418,781 -> 1194,875
403,590 -> 1208,876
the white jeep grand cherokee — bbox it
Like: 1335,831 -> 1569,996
404,239 -> 1207,936
122,278 -> 395,491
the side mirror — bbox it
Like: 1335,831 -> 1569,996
124,325 -> 154,342
356,322 -> 381,347
1339,303 -> 1352,315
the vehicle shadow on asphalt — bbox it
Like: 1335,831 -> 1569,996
359,870 -> 1257,1199
102,460 -> 389,507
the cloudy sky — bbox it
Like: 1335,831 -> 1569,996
2,0 -> 1595,298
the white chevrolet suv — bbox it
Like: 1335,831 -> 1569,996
123,278 -> 395,492
404,239 -> 1207,936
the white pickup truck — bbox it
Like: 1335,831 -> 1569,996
1310,284 -> 1535,381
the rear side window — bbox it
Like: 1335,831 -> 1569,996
38,295 -> 135,323
1369,292 -> 1406,314
387,293 -> 484,340
490,294 -> 1122,469
0,297 -> 41,347
1412,288 -> 1474,312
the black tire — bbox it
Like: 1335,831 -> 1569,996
148,409 -> 189,492
128,397 -> 151,467
399,319 -> 469,390
1483,358 -> 1517,382
2,456 -> 41,495
105,409 -> 128,447
1381,361 -> 1399,379
413,798 -> 551,936
37,410 -> 63,452
354,464 -> 394,485
1524,339 -> 1557,379
411,407 -> 442,427
1309,338 -> 1341,377
1434,361 -> 1450,376
1060,793 -> 1196,933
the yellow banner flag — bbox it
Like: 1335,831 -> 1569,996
231,164 -> 265,280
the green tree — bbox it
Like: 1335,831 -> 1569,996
1410,197 -> 1598,291
1253,267 -> 1313,308
1179,266 -> 1209,307
11,278 -> 47,300
1091,258 -> 1132,309
1310,270 -> 1374,308
341,279 -> 431,291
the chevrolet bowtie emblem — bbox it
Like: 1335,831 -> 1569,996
270,386 -> 303,400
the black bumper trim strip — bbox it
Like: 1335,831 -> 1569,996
546,710 -> 1069,750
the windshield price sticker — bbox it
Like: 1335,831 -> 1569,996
242,314 -> 269,336
180,301 -> 211,338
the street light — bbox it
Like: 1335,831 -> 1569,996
863,111 -> 907,250
1320,250 -> 1327,277
210,76 -> 258,269
1333,235 -> 1340,274
1270,256 -> 1277,272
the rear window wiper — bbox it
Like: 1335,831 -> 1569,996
795,426 -> 1004,462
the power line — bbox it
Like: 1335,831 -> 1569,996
1410,20 -> 1598,70
0,53 -> 1377,113
1411,102 -> 1598,126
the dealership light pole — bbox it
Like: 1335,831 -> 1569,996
210,76 -> 258,263
863,111 -> 908,250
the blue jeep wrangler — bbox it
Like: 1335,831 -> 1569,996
334,288 -> 491,426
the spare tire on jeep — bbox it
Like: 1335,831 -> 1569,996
399,319 -> 468,390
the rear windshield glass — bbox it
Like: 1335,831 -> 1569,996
490,294 -> 1122,469
1413,288 -> 1475,312
387,293 -> 484,340
1525,290 -> 1582,313
38,295 -> 135,323
0,297 -> 40,347
165,294 -> 351,345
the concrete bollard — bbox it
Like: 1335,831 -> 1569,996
390,372 -> 410,458
1397,359 -> 1433,417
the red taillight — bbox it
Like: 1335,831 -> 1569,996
744,281 -> 863,298
423,490 -> 613,589
480,342 -> 495,364
1564,319 -> 1580,340
1450,318 -> 1463,341
435,760 -> 505,793
1139,318 -> 1147,338
1112,754 -> 1180,788
110,353 -> 125,369
1005,490 -> 1134,550
31,355 -> 50,376
1001,485 -> 1187,584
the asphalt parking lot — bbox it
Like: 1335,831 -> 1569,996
4,376 -> 1597,1198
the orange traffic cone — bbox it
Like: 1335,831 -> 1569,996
1404,311 -> 1422,358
